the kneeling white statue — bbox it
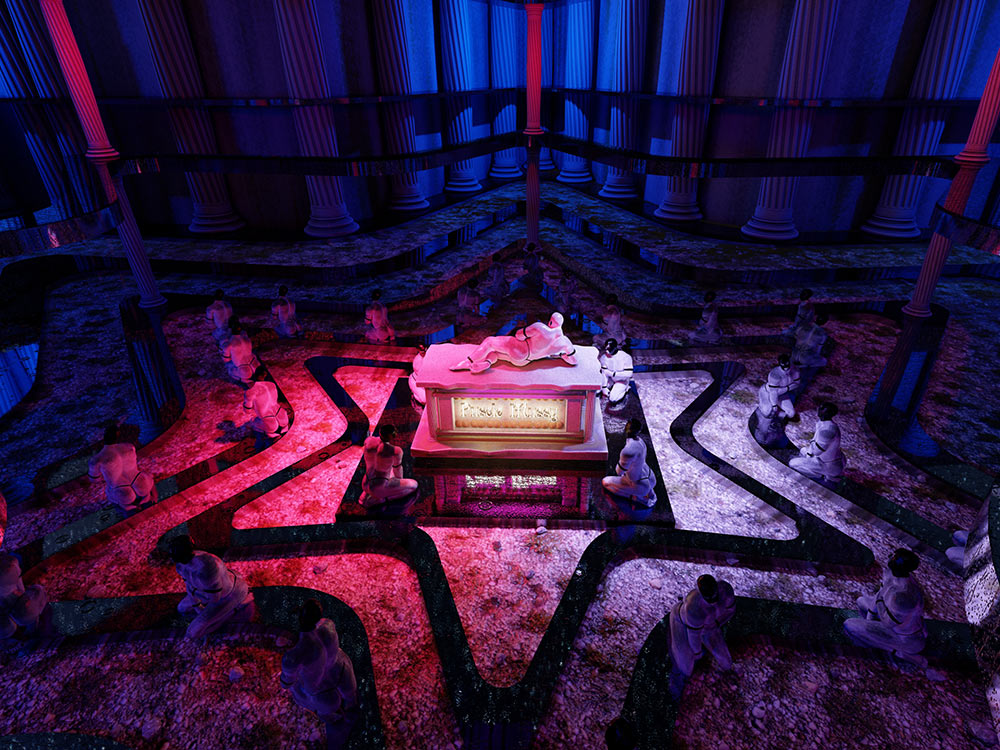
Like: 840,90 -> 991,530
789,402 -> 845,484
281,599 -> 358,742
364,289 -> 395,344
360,425 -> 418,507
244,371 -> 290,449
221,317 -> 261,386
792,312 -> 829,368
690,291 -> 722,344
603,418 -> 657,508
599,338 -> 633,405
844,549 -> 927,668
271,285 -> 303,339
0,553 -> 50,639
669,574 -> 736,677
408,344 -> 427,406
88,424 -> 157,512
205,290 -> 233,345
753,355 -> 800,446
450,312 -> 577,373
169,534 -> 255,639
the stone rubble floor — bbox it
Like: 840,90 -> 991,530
0,183 -> 998,749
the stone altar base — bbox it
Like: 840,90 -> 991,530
411,343 -> 608,469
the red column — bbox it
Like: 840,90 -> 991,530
524,4 -> 544,135
904,46 -> 1000,318
37,0 -> 165,309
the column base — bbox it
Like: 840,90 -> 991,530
305,211 -> 359,237
654,197 -> 702,221
188,206 -> 245,234
860,213 -> 921,239
539,148 -> 557,171
446,175 -> 483,193
901,301 -> 933,318
557,165 -> 592,184
598,178 -> 638,201
388,190 -> 430,212
741,213 -> 799,241
489,164 -> 522,180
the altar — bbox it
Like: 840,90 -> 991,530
411,342 -> 608,515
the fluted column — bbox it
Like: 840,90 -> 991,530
0,6 -> 72,218
557,0 -> 593,183
600,0 -> 647,200
904,46 -> 1000,317
272,0 -> 358,236
538,6 -> 556,171
526,141 -> 541,244
36,0 -> 165,308
862,0 -> 985,238
524,4 -> 543,135
136,0 -> 243,233
655,0 -> 725,220
372,0 -> 428,211
741,0 -> 840,240
440,0 -> 482,192
489,0 -> 520,179
7,0 -> 102,214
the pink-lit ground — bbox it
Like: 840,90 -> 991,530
2,283 -> 995,748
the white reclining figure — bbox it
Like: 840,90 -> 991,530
360,425 -> 418,507
450,312 -> 577,373
169,535 -> 254,639
88,424 -> 157,512
281,599 -> 358,742
669,574 -> 736,676
599,338 -> 633,405
789,402 -> 845,483
844,549 -> 928,668
602,419 -> 656,508
364,289 -> 395,344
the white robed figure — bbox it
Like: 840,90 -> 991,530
690,291 -> 722,344
281,599 -> 358,744
364,289 -> 395,344
88,424 -> 157,512
669,574 -> 736,677
789,402 -> 845,483
168,535 -> 255,639
752,355 -> 800,445
791,313 -> 829,368
449,312 -> 577,374
603,419 -> 657,507
271,285 -> 302,338
360,425 -> 418,506
599,338 -> 633,405
205,290 -> 233,344
844,549 -> 928,668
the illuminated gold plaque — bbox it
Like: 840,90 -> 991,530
452,397 -> 566,431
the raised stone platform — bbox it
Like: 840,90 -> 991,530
411,342 -> 608,464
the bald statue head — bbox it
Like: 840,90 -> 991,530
548,311 -> 565,329
697,574 -> 719,603
168,534 -> 196,565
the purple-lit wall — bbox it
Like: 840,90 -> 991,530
1,0 -> 999,236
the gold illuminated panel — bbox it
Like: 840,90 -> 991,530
452,397 -> 567,432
